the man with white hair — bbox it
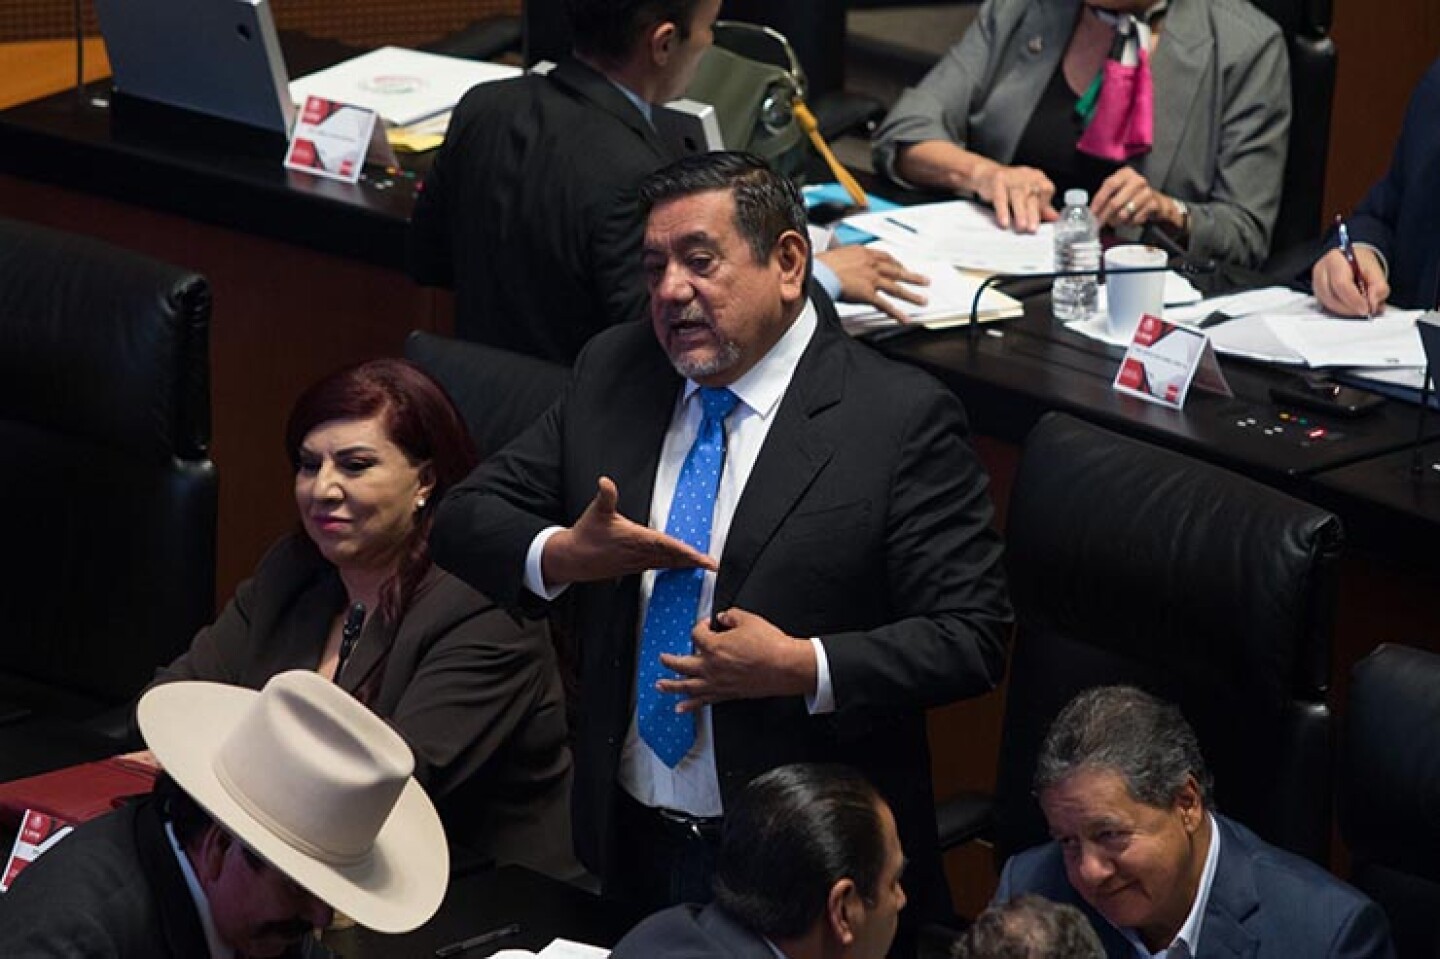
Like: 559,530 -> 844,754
0,670 -> 448,958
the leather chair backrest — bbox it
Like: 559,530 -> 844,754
1342,644 -> 1440,959
993,413 -> 1342,865
0,217 -> 216,717
1247,0 -> 1337,264
404,331 -> 568,458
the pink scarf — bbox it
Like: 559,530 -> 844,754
1076,6 -> 1163,162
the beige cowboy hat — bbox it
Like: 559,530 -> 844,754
138,669 -> 449,933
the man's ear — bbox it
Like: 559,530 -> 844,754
1174,775 -> 1205,834
774,230 -> 810,302
827,877 -> 860,946
647,19 -> 679,68
194,824 -> 232,886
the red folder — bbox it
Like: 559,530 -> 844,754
0,757 -> 158,829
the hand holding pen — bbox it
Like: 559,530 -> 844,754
1335,215 -> 1373,318
1312,215 -> 1389,318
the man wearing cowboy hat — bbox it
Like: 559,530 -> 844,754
0,670 -> 448,958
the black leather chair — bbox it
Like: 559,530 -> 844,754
939,413 -> 1342,869
404,331 -> 568,458
0,218 -> 216,774
1249,0 -> 1336,272
1341,644 -> 1440,959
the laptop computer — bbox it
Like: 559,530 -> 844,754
92,0 -> 295,133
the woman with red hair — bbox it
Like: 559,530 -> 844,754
150,358 -> 574,878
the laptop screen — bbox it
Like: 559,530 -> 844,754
93,0 -> 294,133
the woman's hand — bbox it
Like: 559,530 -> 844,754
971,158 -> 1058,233
1092,167 -> 1180,232
1312,246 -> 1389,318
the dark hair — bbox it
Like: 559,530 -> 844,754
284,358 -> 477,623
565,0 -> 703,63
949,895 -> 1105,959
1034,686 -> 1215,809
713,764 -> 888,940
638,151 -> 810,268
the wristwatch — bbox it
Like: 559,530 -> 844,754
1170,197 -> 1191,236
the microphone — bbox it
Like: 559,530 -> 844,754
335,602 -> 366,683
1411,312 -> 1440,476
965,255 -> 1217,339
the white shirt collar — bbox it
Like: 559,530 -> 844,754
1119,812 -> 1222,959
164,820 -> 235,959
608,77 -> 653,124
680,300 -> 818,420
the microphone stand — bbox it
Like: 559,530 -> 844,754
1412,312 -> 1440,476
73,0 -> 85,104
966,260 -> 1215,341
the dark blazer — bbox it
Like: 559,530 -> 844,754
408,57 -> 675,364
995,813 -> 1397,959
153,534 -> 576,878
1345,57 -> 1440,310
612,903 -> 777,959
432,309 -> 1012,922
0,797 -> 209,958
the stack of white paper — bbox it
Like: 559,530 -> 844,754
844,200 -> 1055,275
289,46 -> 521,127
833,241 -> 1023,336
1165,286 -> 1425,368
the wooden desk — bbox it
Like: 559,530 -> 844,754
0,80 -> 446,602
0,39 -> 109,111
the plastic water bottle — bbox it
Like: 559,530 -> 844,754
1052,188 -> 1100,322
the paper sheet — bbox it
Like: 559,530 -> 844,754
834,241 -> 1023,335
289,47 -> 521,126
843,200 -> 1055,274
1166,287 -> 1425,368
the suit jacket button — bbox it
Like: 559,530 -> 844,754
1027,36 -> 1044,54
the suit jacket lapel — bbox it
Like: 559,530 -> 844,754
714,316 -> 843,610
550,58 -> 675,161
611,331 -> 681,527
133,799 -> 211,958
1142,1 -> 1212,190
1197,816 -> 1260,959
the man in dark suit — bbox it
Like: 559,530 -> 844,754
0,671 -> 446,957
995,686 -> 1396,959
612,764 -> 906,959
432,152 -> 1011,946
1312,56 -> 1440,315
408,0 -> 928,365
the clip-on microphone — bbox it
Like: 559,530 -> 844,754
334,602 -> 367,683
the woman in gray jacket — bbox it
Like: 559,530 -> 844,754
873,0 -> 1290,269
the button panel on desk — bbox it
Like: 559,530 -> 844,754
1226,407 -> 1345,447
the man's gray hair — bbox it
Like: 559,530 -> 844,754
1034,685 -> 1214,808
950,895 -> 1105,959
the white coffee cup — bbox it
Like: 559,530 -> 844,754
1104,244 -> 1168,341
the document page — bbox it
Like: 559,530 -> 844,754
844,200 -> 1054,274
834,241 -> 1022,335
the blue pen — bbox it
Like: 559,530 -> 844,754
883,215 -> 919,236
1334,214 -> 1374,319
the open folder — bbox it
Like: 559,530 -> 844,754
834,241 -> 1024,337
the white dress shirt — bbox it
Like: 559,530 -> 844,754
523,302 -> 834,816
165,821 -> 234,959
1119,812 -> 1223,959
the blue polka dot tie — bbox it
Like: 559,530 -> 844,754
638,386 -> 740,767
